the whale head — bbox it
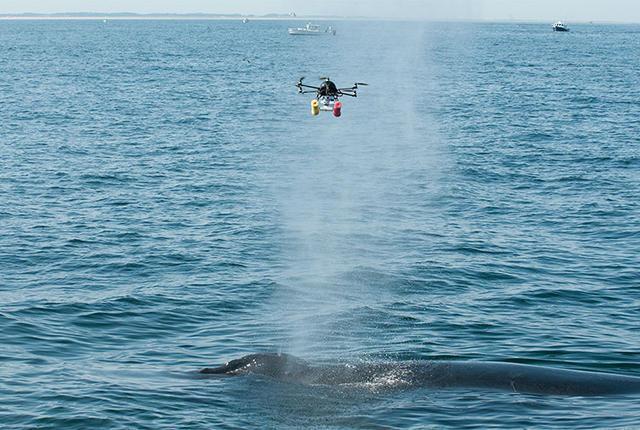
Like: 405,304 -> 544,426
200,353 -> 311,379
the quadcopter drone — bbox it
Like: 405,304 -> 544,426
296,77 -> 368,117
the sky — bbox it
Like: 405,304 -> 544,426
2,0 -> 640,23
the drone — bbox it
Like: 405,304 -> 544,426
296,77 -> 368,117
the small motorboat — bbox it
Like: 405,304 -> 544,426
553,21 -> 569,32
288,23 -> 336,36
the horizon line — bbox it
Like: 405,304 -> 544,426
0,12 -> 639,25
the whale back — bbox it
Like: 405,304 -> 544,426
200,353 -> 640,396
200,353 -> 311,378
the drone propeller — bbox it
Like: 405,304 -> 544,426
354,82 -> 368,86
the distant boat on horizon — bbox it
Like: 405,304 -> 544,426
288,23 -> 336,36
553,21 -> 570,32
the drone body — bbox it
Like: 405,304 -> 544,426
296,77 -> 367,117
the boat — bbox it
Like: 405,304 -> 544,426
242,18 -> 249,24
288,23 -> 336,36
553,21 -> 569,32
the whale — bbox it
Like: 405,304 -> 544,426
200,353 -> 640,396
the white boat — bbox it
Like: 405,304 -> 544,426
288,23 -> 336,36
553,21 -> 569,32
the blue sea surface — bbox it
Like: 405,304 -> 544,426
1,19 -> 640,429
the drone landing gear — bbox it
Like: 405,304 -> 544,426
333,101 -> 342,117
310,97 -> 342,118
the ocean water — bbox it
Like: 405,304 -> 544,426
1,19 -> 640,429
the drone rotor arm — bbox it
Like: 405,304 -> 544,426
337,88 -> 358,97
296,79 -> 322,94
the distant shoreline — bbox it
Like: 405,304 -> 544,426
0,14 -> 341,21
0,14 -> 637,24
